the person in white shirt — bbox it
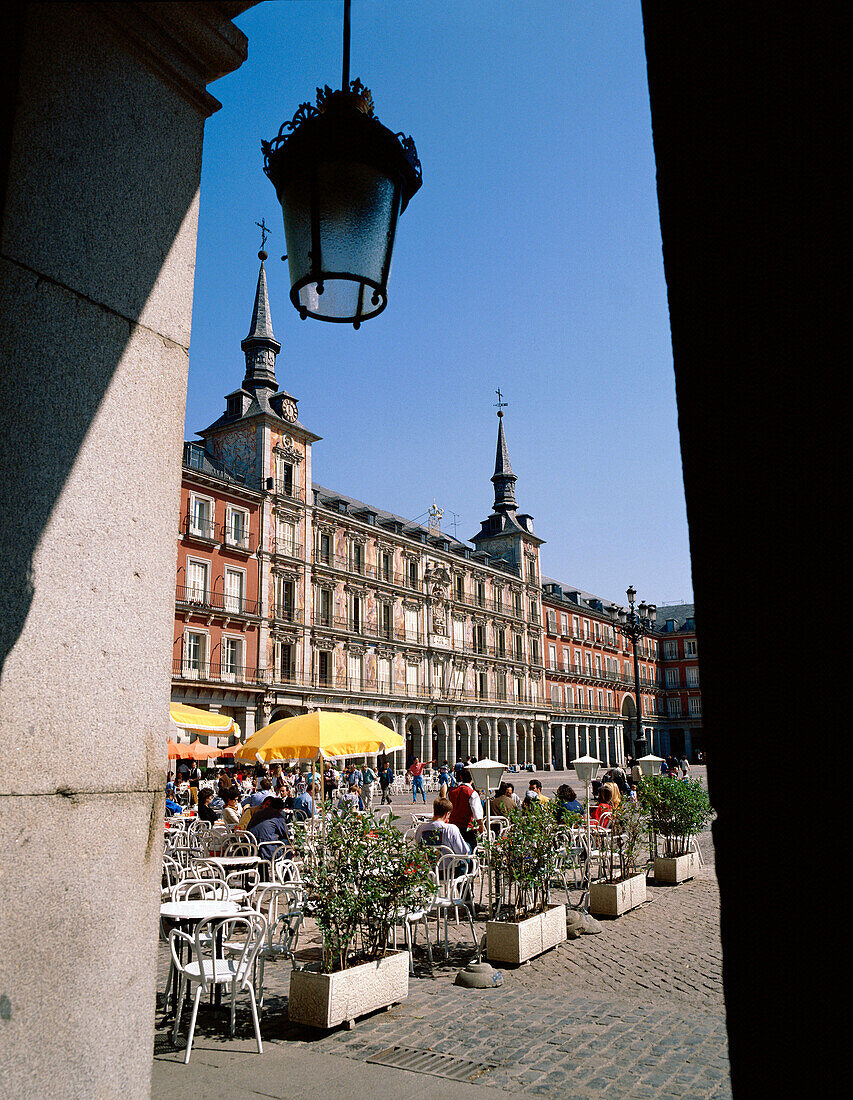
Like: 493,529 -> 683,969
414,797 -> 471,856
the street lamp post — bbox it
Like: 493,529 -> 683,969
609,587 -> 657,760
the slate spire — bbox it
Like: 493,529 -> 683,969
491,409 -> 518,513
240,248 -> 281,394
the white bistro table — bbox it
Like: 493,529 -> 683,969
160,899 -> 241,1013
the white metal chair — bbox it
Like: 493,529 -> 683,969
430,853 -> 480,959
169,911 -> 267,1062
245,884 -> 303,1013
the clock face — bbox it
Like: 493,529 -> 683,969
281,398 -> 297,422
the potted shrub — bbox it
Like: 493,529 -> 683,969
485,801 -> 567,964
588,797 -> 649,917
638,775 -> 713,884
287,812 -> 435,1029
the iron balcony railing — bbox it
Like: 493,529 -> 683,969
176,585 -> 259,617
173,660 -> 265,684
272,541 -> 304,559
181,515 -> 217,542
270,605 -> 304,624
220,525 -> 253,552
269,481 -> 305,502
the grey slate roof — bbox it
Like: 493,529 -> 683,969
654,603 -> 696,631
312,482 -> 520,575
182,441 -> 253,488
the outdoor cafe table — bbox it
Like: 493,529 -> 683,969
159,899 -> 240,1014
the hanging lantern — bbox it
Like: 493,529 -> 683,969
262,3 -> 421,329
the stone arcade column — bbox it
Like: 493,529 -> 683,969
0,6 -> 250,1097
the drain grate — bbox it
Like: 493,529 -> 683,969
367,1045 -> 498,1082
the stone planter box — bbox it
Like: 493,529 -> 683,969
654,852 -> 697,884
288,950 -> 409,1029
589,873 -> 647,917
486,903 -> 567,964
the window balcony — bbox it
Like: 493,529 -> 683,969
221,526 -> 254,554
181,516 -> 217,543
173,660 -> 264,685
273,540 -> 304,559
271,481 -> 305,503
176,585 -> 259,617
270,605 -> 304,624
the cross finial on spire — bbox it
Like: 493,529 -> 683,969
495,387 -> 508,418
255,218 -> 270,259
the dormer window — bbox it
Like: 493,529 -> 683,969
226,394 -> 243,418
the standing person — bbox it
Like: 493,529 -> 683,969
361,761 -> 376,811
188,762 -> 201,806
447,767 -> 484,849
438,762 -> 454,794
679,755 -> 691,779
379,760 -> 395,804
407,756 -> 434,803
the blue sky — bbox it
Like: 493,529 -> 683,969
188,0 -> 693,607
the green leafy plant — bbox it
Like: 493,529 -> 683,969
597,797 -> 648,883
299,811 -> 436,973
489,801 -> 563,921
637,775 -> 713,858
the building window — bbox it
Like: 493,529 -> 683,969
406,662 -> 419,696
550,683 -> 560,705
277,519 -> 296,556
318,532 -> 331,564
686,666 -> 700,686
531,637 -> 539,664
315,586 -> 331,627
549,644 -> 557,670
277,578 -> 295,620
665,641 -> 678,659
276,458 -> 294,497
455,575 -> 465,602
685,639 -> 698,657
224,567 -> 244,612
583,619 -> 590,639
688,696 -> 702,716
408,560 -> 419,590
475,580 -> 486,608
547,609 -> 556,633
186,559 -> 209,604
183,631 -> 206,678
494,587 -> 503,611
379,656 -> 392,693
513,591 -> 523,617
225,506 -> 249,549
351,595 -> 362,633
381,551 -> 392,582
560,612 -> 568,635
667,697 -> 682,716
572,615 -> 580,637
477,672 -> 488,699
495,626 -> 506,658
529,600 -> 539,623
665,667 -> 679,687
350,541 -> 363,574
380,602 -> 393,639
222,636 -> 243,680
188,494 -> 215,539
404,606 -> 418,642
277,642 -> 294,681
495,670 -> 507,700
453,618 -> 464,649
514,634 -> 524,661
317,650 -> 331,686
347,651 -> 363,691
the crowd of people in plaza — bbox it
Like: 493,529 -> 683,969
166,748 -> 696,858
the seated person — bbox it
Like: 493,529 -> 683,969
243,777 -> 274,809
523,779 -> 544,806
414,797 -> 471,856
553,784 -> 584,822
247,797 -> 292,860
337,783 -> 364,813
197,787 -> 218,823
489,782 -> 517,817
221,791 -> 242,825
292,781 -> 315,820
591,786 -> 612,828
165,793 -> 183,816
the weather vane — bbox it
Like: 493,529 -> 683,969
495,388 -> 508,417
255,218 -> 270,254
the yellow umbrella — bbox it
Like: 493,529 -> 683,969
169,703 -> 238,738
234,710 -> 403,763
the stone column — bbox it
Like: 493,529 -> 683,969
0,6 -> 248,1097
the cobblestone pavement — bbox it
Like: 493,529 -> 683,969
154,768 -> 729,1098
